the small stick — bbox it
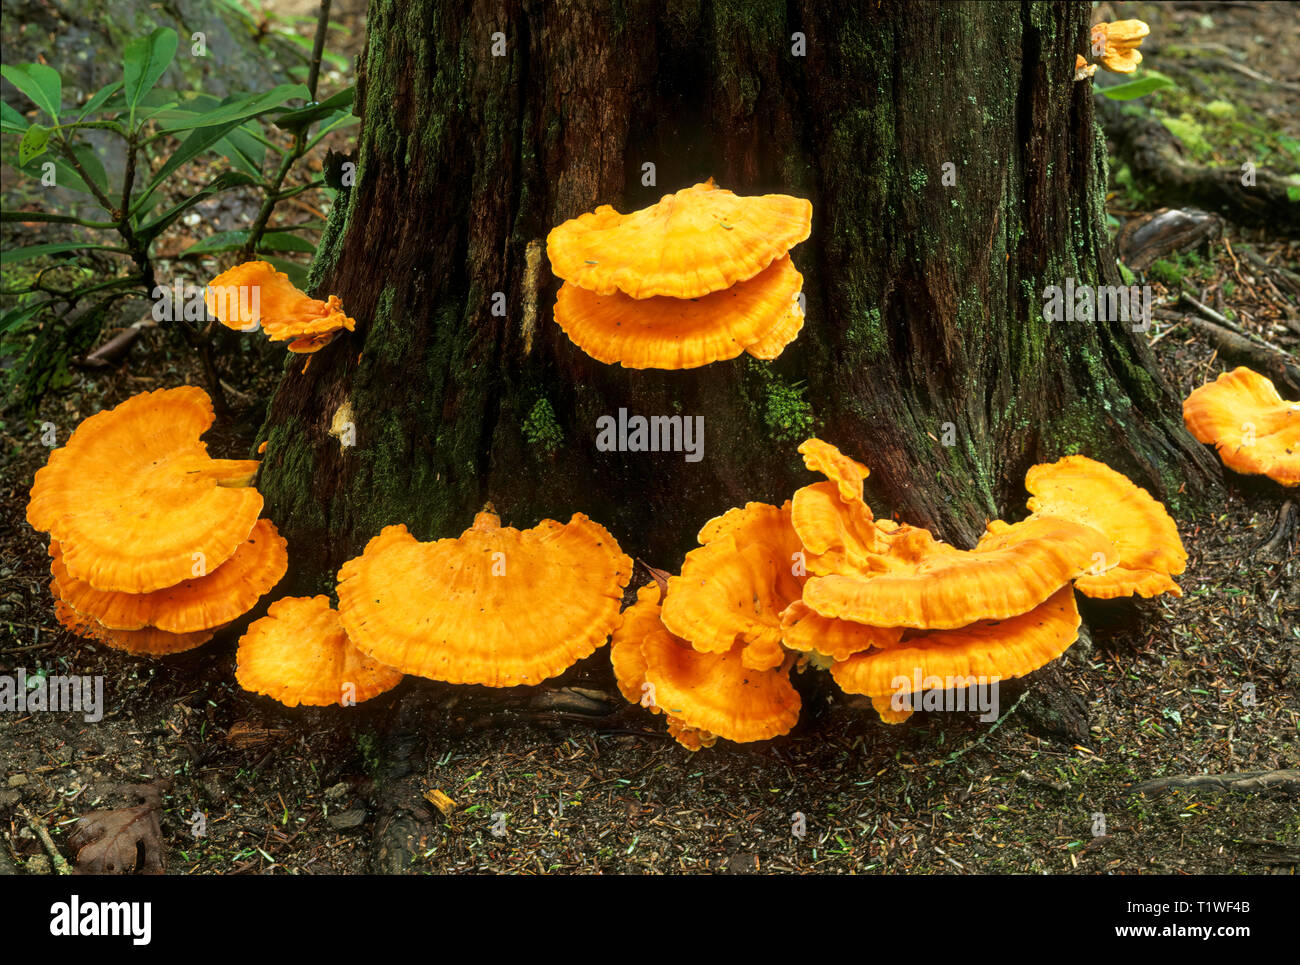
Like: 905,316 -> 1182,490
17,804 -> 72,874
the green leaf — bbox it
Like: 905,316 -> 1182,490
273,87 -> 355,130
76,80 -> 124,121
18,124 -> 52,165
133,117 -> 260,214
0,242 -> 128,265
304,111 -> 359,152
20,143 -> 110,198
1099,73 -> 1176,101
155,84 -> 309,133
136,170 -> 257,244
216,122 -> 269,178
1,299 -> 50,335
123,28 -> 179,112
1287,185 -> 1300,203
0,99 -> 29,134
1,63 -> 62,122
180,229 -> 315,257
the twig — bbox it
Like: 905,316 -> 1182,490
1258,501 -> 1296,559
17,804 -> 73,874
1129,769 -> 1300,796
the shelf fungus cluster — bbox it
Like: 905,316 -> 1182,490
546,179 -> 812,369
613,439 -> 1187,745
27,387 -> 287,655
205,260 -> 356,354
335,506 -> 633,688
1182,366 -> 1299,488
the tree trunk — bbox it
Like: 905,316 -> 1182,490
258,0 -> 1218,590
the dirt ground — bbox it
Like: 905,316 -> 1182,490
2,1 -> 1297,875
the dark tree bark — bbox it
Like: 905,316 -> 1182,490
257,0 -> 1219,591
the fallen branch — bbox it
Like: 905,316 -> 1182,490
1129,769 -> 1300,796
1157,310 -> 1300,395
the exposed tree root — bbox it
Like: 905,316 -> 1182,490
1129,769 -> 1300,796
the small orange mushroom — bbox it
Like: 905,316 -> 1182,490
546,179 -> 812,300
1183,367 -> 1299,487
336,508 -> 631,686
27,386 -> 263,593
205,261 -> 355,350
236,596 -> 402,707
1090,19 -> 1149,73
798,438 -> 870,503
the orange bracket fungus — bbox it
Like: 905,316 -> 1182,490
1019,454 -> 1187,598
336,507 -> 631,687
612,583 -> 800,749
546,179 -> 812,369
27,386 -> 263,594
54,600 -> 214,656
237,596 -> 402,707
1182,366 -> 1299,488
49,519 -> 287,633
830,586 -> 1082,716
1089,19 -> 1150,73
205,260 -> 356,353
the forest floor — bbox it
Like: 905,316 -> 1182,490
1,2 -> 1297,875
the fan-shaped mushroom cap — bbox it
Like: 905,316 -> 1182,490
641,628 -> 800,744
830,586 -> 1081,698
1020,454 -> 1186,598
609,583 -> 721,749
54,599 -> 213,655
1183,367 -> 1300,487
1090,19 -> 1149,73
205,261 -> 355,342
779,599 -> 903,661
661,501 -> 803,671
27,386 -> 263,593
336,510 -> 631,687
804,516 -> 1114,629
236,596 -> 402,707
553,256 -> 804,369
798,438 -> 870,503
610,584 -> 664,706
546,179 -> 812,300
790,481 -> 885,575
49,519 -> 287,633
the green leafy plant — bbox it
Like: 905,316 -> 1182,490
1,15 -> 356,414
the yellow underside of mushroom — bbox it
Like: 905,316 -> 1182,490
237,595 -> 402,707
49,519 -> 287,633
337,513 -> 631,687
554,256 -> 804,369
779,599 -> 904,661
830,586 -> 1081,698
27,386 -> 264,593
54,599 -> 213,655
546,179 -> 812,299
